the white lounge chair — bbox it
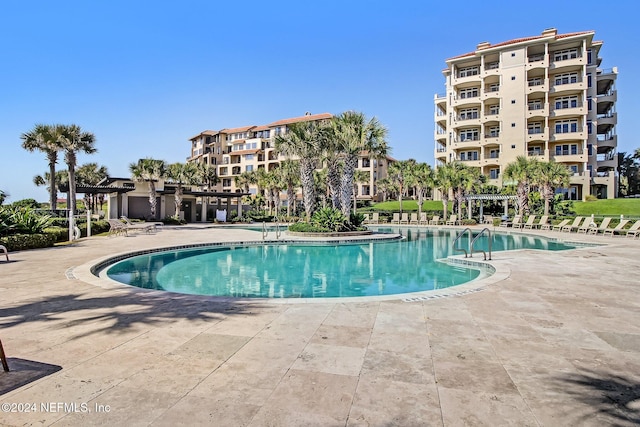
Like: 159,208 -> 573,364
533,215 -> 549,229
429,215 -> 441,225
623,220 -> 640,238
392,213 -> 400,224
418,212 -> 428,225
551,219 -> 570,231
602,219 -> 629,236
120,216 -> 161,233
589,217 -> 611,235
445,214 -> 458,225
370,212 -> 379,224
518,215 -> 536,229
0,245 -> 8,261
562,216 -> 584,232
409,213 -> 419,225
399,213 -> 409,224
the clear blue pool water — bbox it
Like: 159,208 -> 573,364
104,228 -> 577,298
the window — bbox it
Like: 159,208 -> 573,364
529,146 -> 542,156
459,87 -> 479,99
555,119 -> 579,134
511,100 -> 516,104
587,96 -> 592,111
555,144 -> 579,155
528,77 -> 543,87
554,96 -> 579,109
588,143 -> 593,156
511,123 -> 516,127
489,105 -> 500,115
222,179 -> 231,187
486,61 -> 499,70
489,83 -> 499,92
587,121 -> 592,134
459,151 -> 479,161
488,126 -> 500,137
554,73 -> 579,85
489,149 -> 500,158
569,165 -> 579,175
528,122 -> 543,134
587,49 -> 592,65
553,48 -> 579,61
587,73 -> 592,88
458,108 -> 479,120
245,154 -> 254,160
511,52 -> 516,57
246,165 -> 253,172
458,66 -> 479,78
459,128 -> 479,141
511,76 -> 516,80
528,100 -> 543,110
489,168 -> 500,179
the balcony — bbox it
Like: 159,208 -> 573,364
452,116 -> 481,128
482,64 -> 500,78
527,150 -> 547,158
550,79 -> 585,94
453,138 -> 482,149
597,157 -> 617,169
550,129 -> 585,142
452,95 -> 481,107
550,103 -> 584,118
482,89 -> 500,100
569,171 -> 589,185
483,134 -> 500,145
549,55 -> 585,70
527,103 -> 548,118
458,158 -> 481,167
551,150 -> 585,163
596,135 -> 617,150
527,79 -> 548,94
592,172 -> 614,186
597,112 -> 617,127
527,129 -> 548,142
527,54 -> 548,69
597,90 -> 617,105
453,72 -> 482,86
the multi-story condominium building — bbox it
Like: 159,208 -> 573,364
188,112 -> 394,202
434,28 -> 618,200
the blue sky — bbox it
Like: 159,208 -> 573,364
1,0 -> 638,202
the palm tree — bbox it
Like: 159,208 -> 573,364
409,162 -> 434,218
129,158 -> 166,219
33,170 -> 69,207
21,124 -> 62,209
535,161 -> 571,216
331,111 -> 389,218
234,171 -> 254,193
375,177 -> 397,202
0,190 -> 8,205
76,163 -> 109,213
167,162 -> 198,219
275,120 -> 326,221
452,164 -> 482,219
387,159 -> 417,213
503,156 -> 539,216
435,162 -> 458,220
57,124 -> 97,213
278,160 -> 301,217
195,162 -> 219,191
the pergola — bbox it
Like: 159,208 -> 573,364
463,194 -> 518,221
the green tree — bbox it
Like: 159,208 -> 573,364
387,159 -> 417,214
129,158 -> 167,219
196,162 -> 219,191
534,161 -> 571,216
278,160 -> 301,217
435,162 -> 458,219
503,156 -> 539,216
410,162 -> 434,218
617,152 -> 640,196
167,162 -> 198,220
275,120 -> 326,221
352,169 -> 370,214
33,170 -> 69,207
77,163 -> 109,213
331,111 -> 389,218
375,177 -> 397,203
21,124 -> 62,209
0,190 -> 8,205
57,124 -> 97,213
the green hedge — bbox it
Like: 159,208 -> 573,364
288,222 -> 329,232
0,233 -> 56,251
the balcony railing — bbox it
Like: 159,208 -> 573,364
436,147 -> 447,153
528,79 -> 545,87
555,150 -> 584,156
528,54 -> 545,63
554,101 -> 583,110
453,136 -> 481,142
528,151 -> 544,156
456,115 -> 479,121
528,129 -> 544,135
528,104 -> 544,111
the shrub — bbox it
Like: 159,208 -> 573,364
584,194 -> 598,202
161,216 -> 186,225
461,219 -> 477,225
288,222 -> 329,233
312,207 -> 348,232
44,226 -> 68,243
0,233 -> 56,251
349,212 -> 366,228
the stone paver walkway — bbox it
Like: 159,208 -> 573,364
0,225 -> 639,426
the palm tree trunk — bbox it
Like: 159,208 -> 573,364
327,159 -> 341,211
174,185 -> 183,218
68,164 -> 77,213
287,186 -> 295,217
397,185 -> 403,214
47,152 -> 58,210
148,181 -> 157,219
339,155 -> 358,218
300,159 -> 316,221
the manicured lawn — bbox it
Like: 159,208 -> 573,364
572,199 -> 640,217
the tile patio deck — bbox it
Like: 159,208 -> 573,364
0,224 -> 639,426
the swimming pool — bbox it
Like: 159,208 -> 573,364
101,228 -> 577,299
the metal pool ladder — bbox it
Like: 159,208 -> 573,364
452,227 -> 492,260
262,217 -> 282,240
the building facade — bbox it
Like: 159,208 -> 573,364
188,112 -> 393,202
434,28 -> 618,200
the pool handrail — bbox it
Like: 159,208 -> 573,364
452,228 -> 473,258
470,227 -> 492,260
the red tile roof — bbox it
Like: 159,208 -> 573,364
267,113 -> 332,127
220,125 -> 256,134
446,30 -> 594,61
189,130 -> 219,140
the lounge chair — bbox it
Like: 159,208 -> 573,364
551,219 -> 571,231
602,219 -> 629,236
577,217 -> 597,234
409,213 -> 419,225
623,220 -> 640,238
0,338 -> 9,372
392,213 -> 400,224
108,219 -> 128,236
589,217 -> 611,235
120,216 -> 161,233
562,216 -> 584,232
418,212 -> 428,225
0,245 -> 8,261
518,215 -> 537,229
445,214 -> 458,225
399,213 -> 409,224
363,213 -> 370,224
482,215 -> 494,225
533,215 -> 549,229
370,212 -> 379,224
429,215 -> 441,225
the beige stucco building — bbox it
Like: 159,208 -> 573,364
188,112 -> 394,203
434,28 -> 618,200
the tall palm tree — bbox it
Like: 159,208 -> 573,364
234,171 -> 254,193
167,162 -> 198,220
535,161 -> 571,216
452,164 -> 482,219
503,156 -> 539,216
331,111 -> 389,218
435,162 -> 458,220
409,162 -> 434,218
195,162 -> 219,191
76,163 -> 109,213
387,159 -> 417,214
57,124 -> 97,213
0,190 -> 8,205
278,159 -> 301,217
21,124 -> 62,209
33,170 -> 69,207
129,158 -> 166,219
275,120 -> 326,221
